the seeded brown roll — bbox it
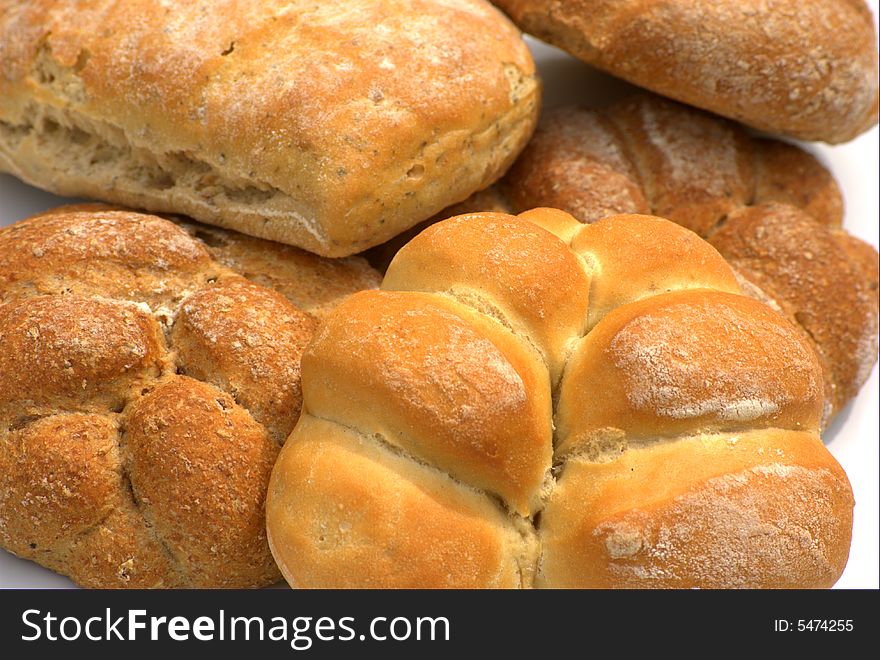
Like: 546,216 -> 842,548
267,209 -> 854,589
0,204 -> 380,588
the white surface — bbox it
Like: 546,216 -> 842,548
0,13 -> 878,590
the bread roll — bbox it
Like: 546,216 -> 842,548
491,0 -> 879,143
373,94 -> 878,420
0,205 -> 380,588
0,0 -> 539,256
267,209 -> 854,588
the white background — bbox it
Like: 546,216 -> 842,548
0,5 -> 877,589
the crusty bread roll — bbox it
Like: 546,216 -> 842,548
491,0 -> 879,143
267,209 -> 854,589
0,205 -> 380,588
0,0 -> 539,257
370,94 -> 879,421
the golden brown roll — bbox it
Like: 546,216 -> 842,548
0,204 -> 380,588
0,0 -> 540,256
371,94 -> 878,421
491,0 -> 879,143
267,209 -> 854,589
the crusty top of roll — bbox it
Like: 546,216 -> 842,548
267,209 -> 854,589
0,0 -> 539,256
502,96 -> 880,420
373,93 -> 878,422
492,0 -> 879,143
0,204 -> 380,588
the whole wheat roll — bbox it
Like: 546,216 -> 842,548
371,93 -> 878,421
491,0 -> 880,144
0,204 -> 380,588
267,209 -> 854,589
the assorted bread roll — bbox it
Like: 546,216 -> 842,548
0,1 -> 875,590
372,94 -> 879,422
267,209 -> 854,589
491,0 -> 880,143
0,0 -> 539,256
0,205 -> 379,588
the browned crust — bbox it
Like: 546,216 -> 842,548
123,376 -> 281,588
540,430 -> 854,588
464,93 -> 878,419
752,139 -> 844,227
171,277 -> 318,443
0,413 -> 178,587
365,186 -> 513,272
0,205 -> 380,587
0,0 -> 539,256
555,290 -> 825,456
603,95 -> 756,237
301,290 -> 553,516
502,108 -> 649,223
492,0 -> 879,143
382,212 -> 592,381
267,416 -> 534,589
268,209 -> 854,589
833,230 -> 880,301
567,213 -> 742,329
178,223 -> 383,322
708,204 -> 879,413
0,295 -> 169,415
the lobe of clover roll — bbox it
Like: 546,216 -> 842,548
382,212 -> 592,385
268,416 -> 528,589
555,290 -> 826,457
300,290 -> 552,517
539,430 -> 853,589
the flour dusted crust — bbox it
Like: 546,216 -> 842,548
0,205 -> 380,588
492,0 -> 879,143
710,205 -> 879,415
0,0 -> 540,256
267,209 -> 854,589
380,94 -> 878,421
542,431 -> 853,588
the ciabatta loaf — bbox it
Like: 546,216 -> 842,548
0,0 -> 539,256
